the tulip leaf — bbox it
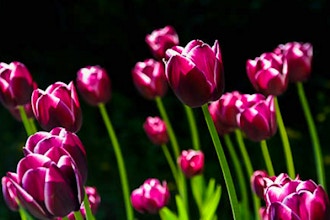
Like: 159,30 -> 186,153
190,175 -> 205,213
175,195 -> 189,220
159,207 -> 178,220
201,178 -> 222,220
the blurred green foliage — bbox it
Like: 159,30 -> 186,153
1,0 -> 330,219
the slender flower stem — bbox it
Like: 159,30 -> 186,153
62,217 -> 69,220
98,103 -> 134,220
274,97 -> 295,178
18,105 -> 33,136
260,140 -> 275,176
234,129 -> 260,220
183,104 -> 200,150
223,134 -> 249,218
29,118 -> 38,133
73,210 -> 84,220
161,144 -> 179,186
18,204 -> 33,220
154,97 -> 188,214
84,187 -> 96,220
201,104 -> 240,220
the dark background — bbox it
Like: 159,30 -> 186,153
1,0 -> 330,219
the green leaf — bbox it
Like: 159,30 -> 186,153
204,178 -> 216,203
201,183 -> 222,220
176,195 -> 189,220
190,175 -> 205,213
159,207 -> 178,220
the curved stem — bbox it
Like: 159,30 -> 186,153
18,105 -> 33,136
296,82 -> 325,188
73,210 -> 84,220
98,103 -> 134,220
260,140 -> 275,176
274,97 -> 295,178
223,134 -> 249,218
183,104 -> 200,150
234,129 -> 260,220
161,144 -> 179,186
201,104 -> 240,220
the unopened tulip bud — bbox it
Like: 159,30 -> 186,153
178,149 -> 204,178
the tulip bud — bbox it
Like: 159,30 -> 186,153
132,59 -> 168,100
145,25 -> 179,60
1,175 -> 19,211
165,39 -> 224,107
251,170 -> 269,198
131,178 -> 170,214
274,42 -> 313,83
31,81 -> 82,132
76,65 -> 111,106
178,149 -> 204,178
0,61 -> 37,109
143,116 -> 169,145
246,52 -> 288,96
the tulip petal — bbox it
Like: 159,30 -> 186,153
269,202 -> 300,220
17,154 -> 51,183
25,131 -> 51,152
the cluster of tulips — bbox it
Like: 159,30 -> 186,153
1,24 -> 329,220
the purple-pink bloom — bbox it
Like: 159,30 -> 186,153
143,116 -> 169,145
145,25 -> 179,60
31,81 -> 82,133
131,178 -> 170,214
237,95 -> 277,142
274,42 -> 313,83
2,175 -> 19,211
76,65 -> 111,106
165,39 -> 224,108
178,149 -> 204,178
0,61 -> 37,109
132,58 -> 168,100
251,170 -> 269,199
246,52 -> 288,96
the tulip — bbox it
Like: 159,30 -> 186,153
145,25 -> 179,60
251,170 -> 269,199
178,149 -> 204,178
0,61 -> 36,109
165,39 -> 224,108
5,152 -> 85,219
237,95 -> 277,142
31,81 -> 82,132
263,177 -> 330,220
24,127 -> 88,184
143,116 -> 169,145
130,178 -> 170,214
76,65 -> 111,106
274,42 -> 313,83
132,58 -> 168,100
2,175 -> 19,212
246,52 -> 288,96
208,91 -> 243,135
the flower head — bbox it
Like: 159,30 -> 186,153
132,59 -> 168,100
145,25 -> 179,60
2,175 -> 19,212
131,178 -> 170,214
143,116 -> 169,145
165,39 -> 224,107
178,149 -> 204,178
31,81 -> 82,132
76,65 -> 111,106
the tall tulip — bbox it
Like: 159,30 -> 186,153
143,116 -> 169,145
145,25 -> 179,60
165,39 -> 224,108
31,81 -> 82,133
177,149 -> 204,178
132,58 -> 168,100
76,65 -> 111,106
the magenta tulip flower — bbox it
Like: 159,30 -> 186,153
178,149 -> 204,178
5,152 -> 85,219
130,178 -> 170,214
31,81 -> 82,132
208,91 -> 243,135
263,177 -> 330,220
0,61 -> 37,109
76,65 -> 111,106
145,25 -> 179,60
2,175 -> 19,212
246,52 -> 288,96
143,116 -> 169,145
237,95 -> 277,142
274,42 -> 313,83
24,127 -> 88,184
251,170 -> 270,199
165,39 -> 224,108
132,58 -> 168,100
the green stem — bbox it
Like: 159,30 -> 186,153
29,118 -> 38,133
274,97 -> 295,178
234,129 -> 260,220
223,134 -> 249,219
201,104 -> 240,220
18,205 -> 33,220
73,210 -> 84,220
161,144 -> 179,186
296,82 -> 326,188
18,105 -> 33,136
84,187 -> 96,220
62,217 -> 69,220
98,103 -> 134,220
183,104 -> 200,150
260,140 -> 275,176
